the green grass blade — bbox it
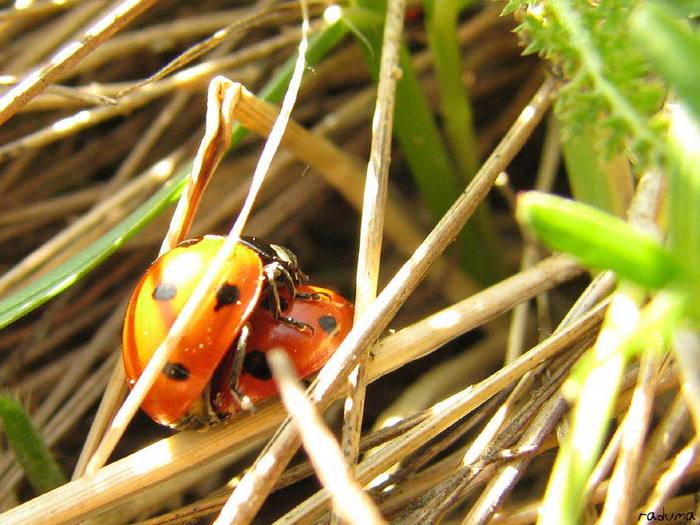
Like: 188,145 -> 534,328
423,0 -> 503,283
0,175 -> 186,330
666,104 -> 700,314
0,22 -> 349,330
539,285 -> 644,525
0,395 -> 67,495
424,0 -> 478,178
539,289 -> 679,525
632,3 -> 700,295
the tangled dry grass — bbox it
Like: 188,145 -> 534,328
0,1 -> 694,524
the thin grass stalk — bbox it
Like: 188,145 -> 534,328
506,112 -> 561,363
639,440 -> 700,522
269,350 -> 386,525
631,393 -> 689,509
275,300 -> 603,525
7,1 -> 107,71
0,0 -> 158,126
338,0 -> 406,509
599,350 -> 661,524
398,343 -> 587,524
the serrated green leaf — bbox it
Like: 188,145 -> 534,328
514,0 -> 663,165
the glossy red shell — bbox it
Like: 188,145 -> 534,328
122,235 -> 264,427
211,284 -> 354,415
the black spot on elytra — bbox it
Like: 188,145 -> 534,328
163,362 -> 190,381
152,282 -> 177,301
215,283 -> 240,311
244,350 -> 272,380
318,315 -> 337,334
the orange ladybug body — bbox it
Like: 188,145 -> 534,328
211,284 -> 354,416
123,235 -> 265,428
123,235 -> 353,429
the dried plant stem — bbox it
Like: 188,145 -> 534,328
135,408 -> 434,525
122,1 -> 319,95
7,1 -> 106,71
0,185 -> 104,226
455,270 -> 619,523
269,350 -> 386,525
0,297 -> 116,379
339,0 -> 406,502
491,460 -> 700,525
72,362 -> 127,480
584,417 -> 624,502
402,345 -> 586,523
0,150 -> 181,295
0,0 -> 87,22
371,333 -> 506,436
632,393 -> 689,508
0,55 -> 260,159
70,7 -> 263,74
0,354 -> 116,503
0,0 -> 157,126
599,350 -> 661,524
233,84 -> 480,301
672,329 -> 700,437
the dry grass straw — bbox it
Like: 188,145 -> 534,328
269,349 -> 386,525
0,2 -> 692,524
336,3 -> 407,513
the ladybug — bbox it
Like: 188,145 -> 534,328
122,234 -> 310,428
210,284 -> 354,418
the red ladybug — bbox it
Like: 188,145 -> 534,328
122,235 -> 351,429
123,235 -> 264,427
210,284 -> 354,417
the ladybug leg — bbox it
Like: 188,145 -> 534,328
278,316 -> 315,334
294,291 -> 332,302
275,264 -> 297,296
263,262 -> 299,318
228,324 -> 254,412
262,264 -> 285,318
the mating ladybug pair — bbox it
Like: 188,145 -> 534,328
122,235 -> 353,429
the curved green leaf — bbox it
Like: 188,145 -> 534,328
517,191 -> 681,289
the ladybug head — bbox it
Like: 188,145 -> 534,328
270,243 -> 308,284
